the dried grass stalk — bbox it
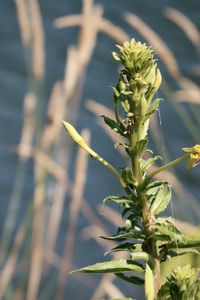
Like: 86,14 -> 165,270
55,16 -> 129,44
44,0 -> 103,269
26,166 -> 46,300
54,0 -> 129,45
91,274 -> 125,300
15,0 -> 45,80
99,18 -> 129,43
17,145 -> 67,183
1,93 -> 36,249
164,7 -> 200,53
172,76 -> 200,104
28,0 -> 45,80
97,205 -> 123,228
55,129 -> 90,300
42,82 -> 64,150
14,0 -> 31,47
0,221 -> 26,299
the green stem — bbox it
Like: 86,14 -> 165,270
63,121 -> 128,190
148,154 -> 188,180
92,153 -> 127,189
129,110 -> 161,298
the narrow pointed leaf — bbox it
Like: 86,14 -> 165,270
102,115 -> 125,136
103,195 -> 133,205
112,51 -> 121,61
111,86 -> 120,97
104,242 -> 136,255
70,259 -> 144,274
145,263 -> 154,300
101,232 -> 144,241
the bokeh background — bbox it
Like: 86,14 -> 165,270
1,0 -> 200,299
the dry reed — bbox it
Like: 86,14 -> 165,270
2,1 -> 199,299
164,7 -> 200,54
55,129 -> 90,300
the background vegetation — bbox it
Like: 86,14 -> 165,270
1,0 -> 200,299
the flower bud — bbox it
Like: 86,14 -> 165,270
144,64 -> 157,85
153,69 -> 162,92
62,121 -> 97,157
118,79 -> 126,92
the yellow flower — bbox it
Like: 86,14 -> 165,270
182,144 -> 200,168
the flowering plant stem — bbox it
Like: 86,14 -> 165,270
147,154 -> 188,182
63,39 -> 200,300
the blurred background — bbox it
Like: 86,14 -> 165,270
1,0 -> 200,299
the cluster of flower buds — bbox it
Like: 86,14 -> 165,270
159,265 -> 200,299
112,39 -> 162,143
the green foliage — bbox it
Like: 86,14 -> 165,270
148,182 -> 171,215
64,38 -> 200,299
116,272 -> 144,286
158,265 -> 200,299
70,259 -> 144,274
145,263 -> 155,300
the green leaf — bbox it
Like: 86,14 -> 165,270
122,205 -> 141,219
143,98 -> 160,122
70,259 -> 144,274
101,115 -> 125,136
121,90 -> 133,96
112,51 -> 121,61
101,231 -> 144,241
152,218 -> 185,243
116,272 -> 144,285
167,248 -> 200,258
141,156 -> 162,172
158,282 -> 170,299
103,195 -> 133,205
134,139 -> 148,156
145,263 -> 155,300
130,251 -> 151,262
111,86 -> 120,97
106,243 -> 142,256
121,168 -> 137,186
145,180 -> 165,192
161,265 -> 200,300
150,183 -> 171,215
104,242 -> 138,255
120,98 -> 131,113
